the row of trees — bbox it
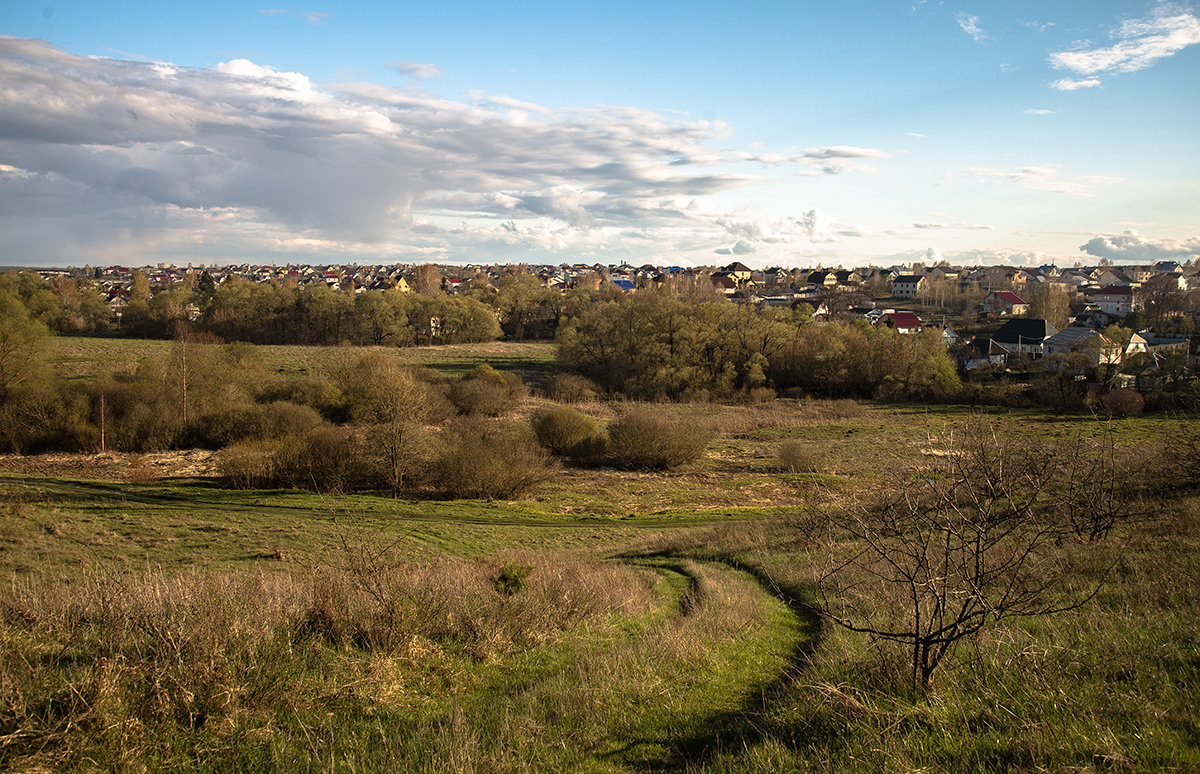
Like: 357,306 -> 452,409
123,278 -> 504,346
557,292 -> 961,402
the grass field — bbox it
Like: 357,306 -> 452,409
4,339 -> 1199,771
50,335 -> 557,382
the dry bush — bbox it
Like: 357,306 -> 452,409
748,386 -> 777,403
810,417 -> 1137,690
190,400 -> 325,447
449,364 -> 527,416
219,426 -> 377,492
778,440 -> 823,474
1100,388 -> 1145,418
531,405 -> 608,463
604,407 -> 710,471
217,438 -> 281,489
364,420 -> 437,497
428,418 -> 552,499
545,373 -> 601,402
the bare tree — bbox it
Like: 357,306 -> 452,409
811,418 -> 1133,690
410,263 -> 443,296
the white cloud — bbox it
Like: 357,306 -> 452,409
956,12 -> 987,43
790,146 -> 891,175
941,164 -> 1116,197
388,61 -> 442,80
1049,11 -> 1200,86
1021,20 -> 1056,33
1050,77 -> 1101,91
1080,230 -> 1200,261
913,220 -> 995,231
1023,108 -> 1056,115
4,37 -> 832,263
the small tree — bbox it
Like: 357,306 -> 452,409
810,418 -> 1133,691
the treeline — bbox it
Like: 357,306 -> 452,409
128,279 -> 502,345
0,272 -> 112,335
0,271 -> 514,346
557,292 -> 961,402
0,300 -> 708,497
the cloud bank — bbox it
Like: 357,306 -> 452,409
0,37 -> 897,265
1080,230 -> 1200,262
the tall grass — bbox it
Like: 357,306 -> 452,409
0,555 -> 655,771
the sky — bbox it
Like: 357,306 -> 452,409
1,1 -> 1199,269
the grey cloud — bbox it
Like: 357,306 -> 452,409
0,36 -> 785,259
1080,230 -> 1200,261
714,239 -> 755,255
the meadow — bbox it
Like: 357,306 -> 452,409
2,338 -> 1198,772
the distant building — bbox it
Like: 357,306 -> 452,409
983,291 -> 1028,316
890,275 -> 927,298
992,318 -> 1057,357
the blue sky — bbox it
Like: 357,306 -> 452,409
2,1 -> 1198,268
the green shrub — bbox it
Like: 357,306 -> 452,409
494,562 -> 532,597
531,405 -> 608,462
545,373 -> 601,402
429,418 -> 551,499
604,407 -> 710,471
449,364 -> 528,416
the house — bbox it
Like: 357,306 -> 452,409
720,262 -> 752,283
709,274 -> 737,296
1041,327 -> 1142,367
834,269 -> 863,287
881,311 -> 923,334
806,270 -> 838,288
790,298 -> 831,319
1094,268 -> 1133,287
992,318 -> 1057,357
973,266 -> 1017,292
983,291 -> 1029,316
964,337 -> 1013,368
891,275 -> 927,298
1091,285 -> 1136,317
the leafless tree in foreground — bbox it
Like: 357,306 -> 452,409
812,418 -> 1136,691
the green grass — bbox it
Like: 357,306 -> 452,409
50,335 -> 556,381
2,394 -> 1198,771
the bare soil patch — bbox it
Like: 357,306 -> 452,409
0,450 -> 218,481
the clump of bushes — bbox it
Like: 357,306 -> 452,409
1100,388 -> 1145,418
189,401 -> 324,448
449,364 -> 527,416
545,373 -> 601,402
531,405 -> 608,463
219,426 -> 377,492
428,418 -> 552,499
604,407 -> 710,471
